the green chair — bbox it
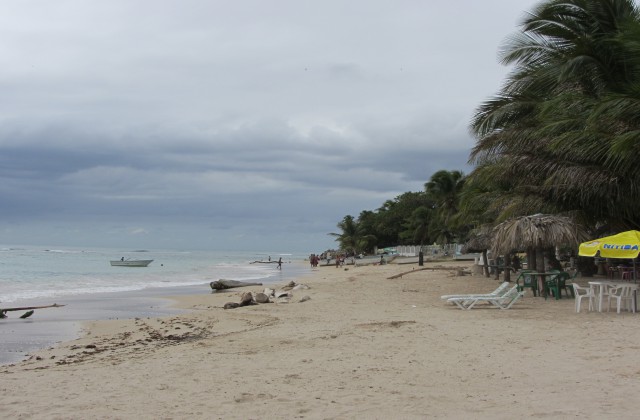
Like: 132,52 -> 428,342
566,271 -> 578,298
544,272 -> 574,300
516,270 -> 539,297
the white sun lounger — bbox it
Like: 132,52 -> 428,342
440,282 -> 510,301
447,285 -> 525,310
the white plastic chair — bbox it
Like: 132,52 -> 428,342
572,283 -> 594,313
607,285 -> 636,314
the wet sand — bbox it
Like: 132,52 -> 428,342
1,262 -> 311,365
0,285 -> 197,365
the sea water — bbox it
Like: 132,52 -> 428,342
0,245 -> 309,303
0,245 -> 312,365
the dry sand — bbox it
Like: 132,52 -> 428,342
2,260 -> 640,419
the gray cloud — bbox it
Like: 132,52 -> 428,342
0,0 -> 535,251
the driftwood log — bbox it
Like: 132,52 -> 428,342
223,292 -> 257,309
0,303 -> 65,319
386,266 -> 472,280
239,292 -> 254,306
254,292 -> 271,303
210,279 -> 263,291
221,282 -> 311,309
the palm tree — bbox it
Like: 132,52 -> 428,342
355,210 -> 379,254
469,0 -> 640,230
425,170 -> 466,243
329,215 -> 377,256
406,206 -> 432,246
329,215 -> 360,255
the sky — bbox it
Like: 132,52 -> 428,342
0,0 -> 537,253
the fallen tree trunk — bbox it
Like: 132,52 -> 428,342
0,303 -> 65,319
210,279 -> 263,291
386,266 -> 471,280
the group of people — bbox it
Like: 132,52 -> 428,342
309,254 -> 321,267
308,253 -> 346,267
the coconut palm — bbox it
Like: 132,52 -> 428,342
355,210 -> 379,254
329,215 -> 360,255
469,0 -> 640,230
405,206 -> 433,246
425,170 -> 466,243
329,214 -> 377,256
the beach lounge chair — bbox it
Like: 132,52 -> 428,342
447,285 -> 525,310
440,282 -> 510,301
442,283 -> 512,309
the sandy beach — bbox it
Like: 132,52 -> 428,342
2,259 -> 640,419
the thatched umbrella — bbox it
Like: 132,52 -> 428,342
461,227 -> 492,277
491,213 -> 587,283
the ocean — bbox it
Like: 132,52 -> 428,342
0,245 -> 313,365
0,246 -> 310,304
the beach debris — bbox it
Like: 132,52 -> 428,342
223,292 -> 257,309
210,279 -> 263,291
298,296 -> 311,303
221,281 -> 307,308
19,310 -> 34,319
0,303 -> 65,319
239,292 -> 255,306
254,292 -> 271,303
280,281 -> 297,291
387,266 -> 472,280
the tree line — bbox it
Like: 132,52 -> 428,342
331,0 -> 640,256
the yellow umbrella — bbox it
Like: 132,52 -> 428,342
579,230 -> 640,281
579,230 -> 640,258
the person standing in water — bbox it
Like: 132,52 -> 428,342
277,257 -> 282,270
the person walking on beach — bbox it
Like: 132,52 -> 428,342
277,257 -> 282,270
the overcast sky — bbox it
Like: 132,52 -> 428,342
0,0 -> 536,252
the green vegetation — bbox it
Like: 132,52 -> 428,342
329,171 -> 465,254
332,0 -> 640,253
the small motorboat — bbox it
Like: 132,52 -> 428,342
110,259 -> 154,267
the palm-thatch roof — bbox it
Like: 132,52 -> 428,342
461,226 -> 492,253
491,213 -> 587,255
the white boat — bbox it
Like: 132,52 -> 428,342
110,259 -> 154,267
